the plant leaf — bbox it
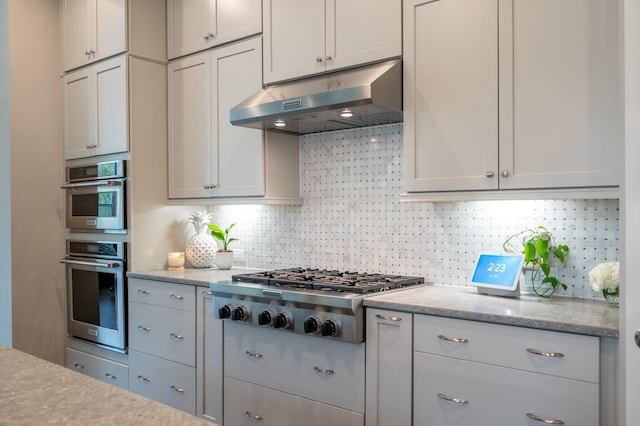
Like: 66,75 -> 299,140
208,224 -> 225,241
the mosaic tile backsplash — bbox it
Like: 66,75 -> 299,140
207,123 -> 619,300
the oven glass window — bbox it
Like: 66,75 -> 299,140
71,269 -> 118,330
71,192 -> 117,217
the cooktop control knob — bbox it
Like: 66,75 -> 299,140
218,304 -> 234,319
258,309 -> 275,326
303,316 -> 321,334
274,312 -> 292,329
321,318 -> 341,337
231,305 -> 250,322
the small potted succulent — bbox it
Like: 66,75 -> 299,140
503,226 -> 570,297
208,223 -> 238,270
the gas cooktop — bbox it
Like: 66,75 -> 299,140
231,267 -> 425,295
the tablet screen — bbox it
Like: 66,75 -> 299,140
471,253 -> 525,291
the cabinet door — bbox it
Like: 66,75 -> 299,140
212,37 -> 265,197
413,352 -> 599,426
330,0 -> 401,72
62,67 -> 95,159
498,0 -> 620,189
168,52 -> 216,198
263,0 -> 326,83
196,291 -> 223,423
167,0 -> 215,59
93,0 -> 126,64
403,0 -> 499,193
61,0 -> 93,71
94,55 -> 128,157
66,347 -> 129,390
365,309 -> 412,426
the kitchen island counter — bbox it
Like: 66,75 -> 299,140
364,285 -> 619,338
0,345 -> 215,425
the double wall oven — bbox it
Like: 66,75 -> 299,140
62,160 -> 128,352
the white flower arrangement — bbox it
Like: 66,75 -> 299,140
589,261 -> 619,299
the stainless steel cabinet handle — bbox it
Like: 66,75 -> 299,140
203,32 -> 215,40
203,184 -> 217,189
485,171 -> 494,178
170,385 -> 185,393
170,294 -> 185,301
501,170 -> 510,178
376,314 -> 402,322
245,411 -> 263,421
73,363 -> 85,370
526,348 -> 565,358
526,412 -> 565,424
170,332 -> 184,340
314,366 -> 335,375
137,375 -> 151,382
202,290 -> 213,296
437,392 -> 468,404
137,325 -> 150,332
245,350 -> 263,358
137,289 -> 150,295
635,330 -> 640,348
105,373 -> 117,380
438,334 -> 469,343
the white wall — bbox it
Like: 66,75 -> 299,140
0,0 -> 12,347
9,0 -> 64,364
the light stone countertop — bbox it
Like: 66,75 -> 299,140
128,269 -> 618,338
0,345 -> 215,426
364,285 -> 619,338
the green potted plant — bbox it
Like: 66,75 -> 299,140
208,223 -> 238,269
503,226 -> 570,297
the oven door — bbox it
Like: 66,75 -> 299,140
62,178 -> 125,231
62,256 -> 126,350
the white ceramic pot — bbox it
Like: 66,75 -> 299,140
215,250 -> 234,270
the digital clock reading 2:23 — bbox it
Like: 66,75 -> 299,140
471,254 -> 525,290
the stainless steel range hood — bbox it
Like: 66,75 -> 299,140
229,59 -> 402,135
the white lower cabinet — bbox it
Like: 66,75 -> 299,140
129,350 -> 196,414
224,376 -> 364,426
65,347 -> 128,390
413,352 -> 598,426
224,321 -> 365,425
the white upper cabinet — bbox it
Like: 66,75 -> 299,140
62,55 -> 128,160
263,0 -> 401,84
403,0 -> 621,196
167,0 -> 262,60
61,0 -> 126,72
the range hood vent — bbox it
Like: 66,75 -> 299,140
230,59 -> 402,135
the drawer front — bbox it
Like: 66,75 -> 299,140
414,315 -> 599,382
414,352 -> 599,426
129,350 -> 196,415
129,301 -> 196,366
65,347 -> 128,390
224,377 -> 364,426
224,321 -> 365,413
128,278 -> 196,311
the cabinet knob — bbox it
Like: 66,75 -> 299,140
485,171 -> 494,178
325,55 -> 333,61
501,170 -> 510,178
316,56 -> 324,63
203,32 -> 215,41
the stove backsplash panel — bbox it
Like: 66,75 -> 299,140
207,123 -> 619,300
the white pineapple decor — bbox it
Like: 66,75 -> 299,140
185,211 -> 216,268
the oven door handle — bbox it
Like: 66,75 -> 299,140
60,259 -> 122,269
61,178 -> 125,189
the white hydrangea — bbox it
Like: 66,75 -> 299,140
589,261 -> 620,293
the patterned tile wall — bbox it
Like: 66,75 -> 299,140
207,124 -> 619,300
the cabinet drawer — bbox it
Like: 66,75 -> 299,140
128,278 -> 196,311
129,350 -> 196,415
65,347 -> 128,390
413,352 -> 599,426
129,301 -> 196,366
224,377 -> 364,426
414,315 -> 599,382
224,321 -> 365,413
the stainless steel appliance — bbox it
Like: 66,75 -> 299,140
210,268 -> 425,343
62,160 -> 126,232
62,239 -> 127,351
